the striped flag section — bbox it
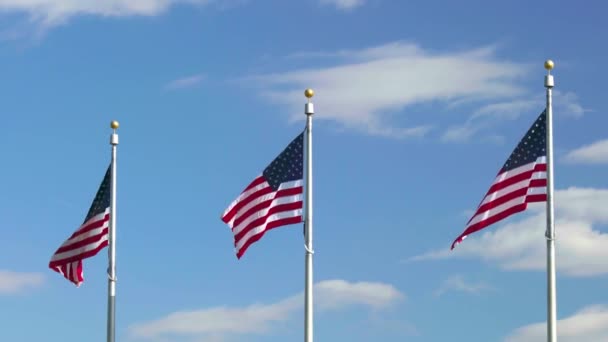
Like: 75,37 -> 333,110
49,166 -> 111,286
222,131 -> 304,259
452,110 -> 547,249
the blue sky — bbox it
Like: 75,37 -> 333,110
1,0 -> 607,341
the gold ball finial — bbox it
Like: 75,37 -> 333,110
304,88 -> 314,99
110,120 -> 119,129
544,59 -> 554,71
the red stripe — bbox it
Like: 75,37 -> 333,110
527,194 -> 547,202
236,216 -> 303,259
452,190 -> 546,250
232,186 -> 303,229
475,180 -> 546,215
54,227 -> 108,254
234,201 -> 303,242
244,176 -> 266,192
487,163 -> 546,195
476,187 -> 529,215
52,261 -> 84,286
452,203 -> 528,249
64,213 -> 109,240
529,179 -> 547,188
49,240 -> 109,268
222,183 -> 273,224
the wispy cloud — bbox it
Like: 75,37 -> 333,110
129,279 -> 404,340
0,0 -> 216,31
441,99 -> 538,142
411,187 -> 608,277
247,42 -> 531,139
319,0 -> 366,11
563,139 -> 608,164
164,74 -> 206,91
434,275 -> 493,297
442,90 -> 586,143
505,304 -> 608,341
0,270 -> 44,294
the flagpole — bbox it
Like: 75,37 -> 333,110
107,120 -> 119,342
304,88 -> 315,342
544,60 -> 557,342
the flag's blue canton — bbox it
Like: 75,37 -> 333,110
263,131 -> 304,191
83,166 -> 111,223
501,110 -> 546,173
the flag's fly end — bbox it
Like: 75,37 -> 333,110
451,111 -> 548,248
451,235 -> 466,250
49,167 -> 112,286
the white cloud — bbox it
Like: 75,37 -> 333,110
440,100 -> 536,142
165,73 -> 206,90
434,275 -> 493,297
0,0 -> 214,28
315,279 -> 404,310
555,91 -> 587,118
442,90 -> 585,143
248,42 -> 529,138
505,304 -> 608,342
440,123 -> 479,143
319,0 -> 365,10
0,270 -> 44,294
563,139 -> 608,164
129,279 -> 404,340
411,187 -> 608,277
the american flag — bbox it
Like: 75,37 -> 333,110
49,166 -> 111,286
451,110 -> 547,249
222,131 -> 304,259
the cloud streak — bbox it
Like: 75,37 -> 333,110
129,279 -> 404,340
563,139 -> 608,164
442,90 -> 586,143
0,270 -> 44,294
505,304 -> 608,341
434,275 -> 493,297
165,74 -> 206,90
319,0 -> 366,11
0,0 -> 214,29
247,42 -> 530,138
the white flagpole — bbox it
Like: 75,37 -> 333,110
107,120 -> 119,342
544,60 -> 557,342
304,88 -> 315,342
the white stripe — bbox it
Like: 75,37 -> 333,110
277,179 -> 303,190
57,219 -> 109,249
235,209 -> 303,252
491,157 -> 546,184
227,179 -> 303,228
52,265 -> 64,276
51,233 -> 109,262
78,209 -> 109,230
481,171 -> 547,206
467,186 -> 545,228
232,194 -> 303,235
227,190 -> 276,228
55,208 -> 109,248
527,186 -> 547,196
